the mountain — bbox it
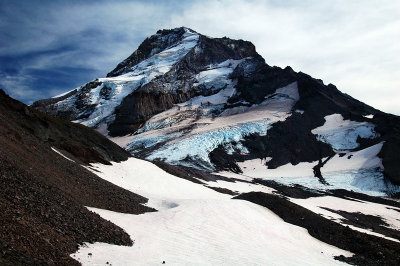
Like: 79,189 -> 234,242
0,89 -> 154,265
33,27 -> 400,196
4,26 -> 400,265
5,89 -> 400,265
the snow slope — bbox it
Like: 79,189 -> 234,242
321,142 -> 383,172
311,114 -> 378,150
71,158 -> 351,265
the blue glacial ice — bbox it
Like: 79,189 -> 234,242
127,132 -> 183,153
147,118 -> 272,169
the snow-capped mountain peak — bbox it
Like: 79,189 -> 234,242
34,27 -> 200,129
32,27 -> 400,193
107,27 -> 198,77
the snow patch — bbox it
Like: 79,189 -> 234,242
183,85 -> 236,107
322,142 -> 384,173
311,114 -> 378,150
363,114 -> 374,119
276,83 -> 300,101
194,59 -> 244,91
237,159 -> 316,179
295,109 -> 304,114
52,88 -> 76,98
225,141 -> 249,155
82,158 -> 222,207
51,147 -> 74,162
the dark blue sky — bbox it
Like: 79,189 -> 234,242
0,0 -> 180,103
0,0 -> 399,114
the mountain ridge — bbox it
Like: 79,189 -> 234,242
32,27 -> 400,191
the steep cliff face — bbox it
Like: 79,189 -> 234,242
32,27 -> 400,192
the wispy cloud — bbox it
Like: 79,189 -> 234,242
170,0 -> 400,114
0,0 -> 399,114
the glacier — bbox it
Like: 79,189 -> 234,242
147,118 -> 272,170
117,82 -> 300,170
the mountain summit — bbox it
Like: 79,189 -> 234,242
33,27 -> 400,194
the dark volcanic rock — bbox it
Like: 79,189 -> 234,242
244,113 -> 335,169
328,189 -> 400,209
380,138 -> 400,186
152,160 -> 241,184
2,89 -> 130,164
187,35 -> 262,71
246,71 -> 376,169
209,144 -> 242,173
253,179 -> 324,199
321,207 -> 400,241
230,64 -> 297,105
373,113 -> 400,185
31,89 -> 77,120
109,88 -> 198,136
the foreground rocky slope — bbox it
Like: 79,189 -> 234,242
0,90 -> 154,265
33,27 -> 400,194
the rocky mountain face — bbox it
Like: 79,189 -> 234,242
0,89 -> 154,264
33,27 -> 400,195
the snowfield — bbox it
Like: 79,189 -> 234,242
311,114 -> 378,150
71,158 -> 352,265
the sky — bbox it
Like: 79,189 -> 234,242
0,0 -> 399,115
